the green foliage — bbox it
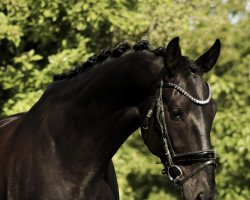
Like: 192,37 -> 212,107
114,131 -> 180,200
0,0 -> 249,199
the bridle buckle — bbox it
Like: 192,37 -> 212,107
167,165 -> 183,181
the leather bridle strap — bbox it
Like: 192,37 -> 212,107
173,150 -> 216,164
175,160 -> 216,185
155,81 -> 175,167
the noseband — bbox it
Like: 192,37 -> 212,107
142,74 -> 216,185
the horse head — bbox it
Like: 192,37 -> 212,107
141,37 -> 220,200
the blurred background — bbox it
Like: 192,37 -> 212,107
0,0 -> 249,199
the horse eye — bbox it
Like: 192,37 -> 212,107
169,108 -> 182,121
191,68 -> 196,73
190,67 -> 198,74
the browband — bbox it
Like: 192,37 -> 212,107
158,82 -> 211,105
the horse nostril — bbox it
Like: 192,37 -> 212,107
196,192 -> 212,200
196,193 -> 202,200
196,193 -> 204,200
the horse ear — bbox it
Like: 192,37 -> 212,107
164,37 -> 182,73
195,39 -> 221,73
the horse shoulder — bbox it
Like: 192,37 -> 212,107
0,113 -> 26,200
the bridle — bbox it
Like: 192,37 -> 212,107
142,72 -> 216,185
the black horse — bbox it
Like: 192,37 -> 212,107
0,37 -> 220,200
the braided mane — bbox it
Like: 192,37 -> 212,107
53,40 -> 165,81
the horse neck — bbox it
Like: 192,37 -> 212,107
43,51 -> 163,174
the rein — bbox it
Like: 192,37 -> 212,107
142,73 -> 216,185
